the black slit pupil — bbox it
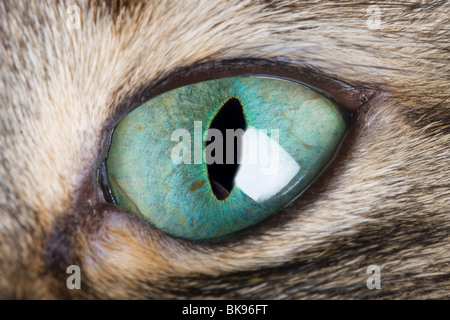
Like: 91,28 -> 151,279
206,98 -> 246,200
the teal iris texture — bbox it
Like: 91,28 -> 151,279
106,76 -> 349,240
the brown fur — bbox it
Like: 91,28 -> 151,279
0,0 -> 449,299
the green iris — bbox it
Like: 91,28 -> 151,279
106,76 -> 350,240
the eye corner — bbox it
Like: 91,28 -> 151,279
97,160 -> 116,205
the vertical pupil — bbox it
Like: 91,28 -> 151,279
206,98 -> 246,200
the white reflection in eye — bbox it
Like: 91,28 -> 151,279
235,126 -> 301,202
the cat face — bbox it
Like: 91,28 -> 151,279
0,0 -> 448,298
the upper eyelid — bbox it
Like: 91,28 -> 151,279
106,57 -> 378,132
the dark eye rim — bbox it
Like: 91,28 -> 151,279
92,57 -> 380,243
106,57 -> 378,132
149,58 -> 377,111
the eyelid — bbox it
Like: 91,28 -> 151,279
105,58 -> 378,136
135,58 -> 378,114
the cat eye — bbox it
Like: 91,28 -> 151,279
103,76 -> 351,241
